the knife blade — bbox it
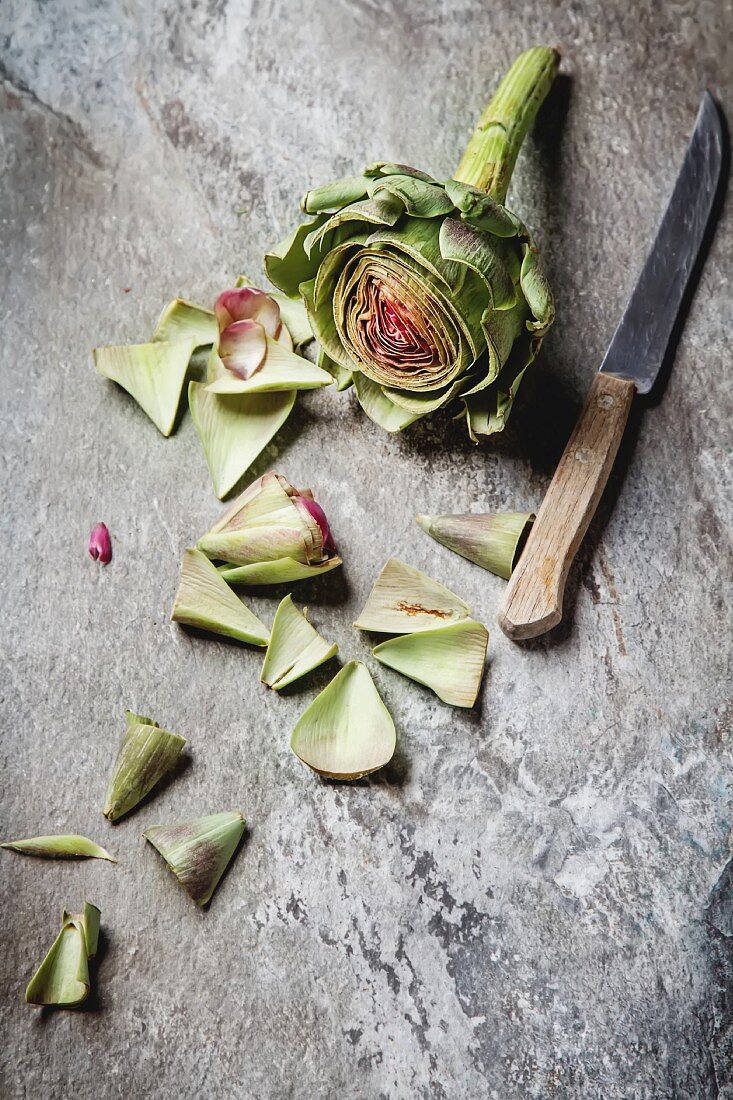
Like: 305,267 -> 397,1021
600,91 -> 723,392
499,92 -> 725,641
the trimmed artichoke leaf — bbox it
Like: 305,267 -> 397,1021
354,557 -> 471,634
26,902 -> 101,1008
2,835 -> 116,862
93,339 -> 194,436
152,299 -> 218,346
373,618 -> 489,707
103,715 -> 186,823
352,373 -> 421,432
439,218 -> 516,310
301,175 -> 370,214
520,244 -> 555,333
290,660 -> 396,780
188,382 -> 295,500
364,162 -> 437,183
265,214 -> 330,298
303,196 -> 404,257
318,346 -> 353,391
261,595 -> 338,690
416,511 -> 535,580
233,275 -> 315,349
367,175 -> 454,218
443,179 -> 519,238
171,548 -> 270,646
205,337 -> 332,395
144,812 -> 245,906
218,556 -> 343,586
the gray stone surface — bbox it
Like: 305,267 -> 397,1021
1,1 -> 731,1096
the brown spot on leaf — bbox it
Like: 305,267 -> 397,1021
396,601 -> 451,618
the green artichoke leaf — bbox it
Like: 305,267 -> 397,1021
92,339 -> 194,437
366,217 -> 465,292
290,660 -> 396,780
261,595 -> 338,690
520,244 -> 555,333
301,175 -> 370,214
367,174 -> 454,218
318,346 -> 353,391
265,214 -> 330,298
302,265 -> 363,374
189,382 -> 296,499
383,371 -> 474,416
444,179 -> 519,238
152,299 -> 218,346
144,812 -> 245,907
205,337 -> 333,395
462,333 -> 539,439
171,548 -> 271,646
439,218 -> 517,311
303,196 -> 404,258
352,373 -> 422,431
373,618 -> 489,708
461,299 -> 528,395
364,162 -> 437,183
219,556 -> 343,586
2,835 -> 116,861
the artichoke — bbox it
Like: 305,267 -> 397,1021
265,47 -> 559,438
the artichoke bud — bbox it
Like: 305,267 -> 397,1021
265,47 -> 559,435
197,472 -> 342,585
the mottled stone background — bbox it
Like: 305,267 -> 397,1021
1,1 -> 731,1096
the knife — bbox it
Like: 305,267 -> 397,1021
499,91 -> 725,641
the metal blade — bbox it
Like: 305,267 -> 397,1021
600,92 -> 724,393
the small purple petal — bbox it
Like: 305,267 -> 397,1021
296,495 -> 336,553
214,287 -> 282,339
89,523 -> 112,565
218,320 -> 268,380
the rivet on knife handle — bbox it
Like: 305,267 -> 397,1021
499,373 -> 635,641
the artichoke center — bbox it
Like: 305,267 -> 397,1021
335,252 -> 461,391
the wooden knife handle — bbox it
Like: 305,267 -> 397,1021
499,372 -> 636,640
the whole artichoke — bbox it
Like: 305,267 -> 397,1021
265,47 -> 559,438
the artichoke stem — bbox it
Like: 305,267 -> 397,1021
454,46 -> 560,203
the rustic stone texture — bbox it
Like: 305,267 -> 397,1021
0,1 -> 731,1096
